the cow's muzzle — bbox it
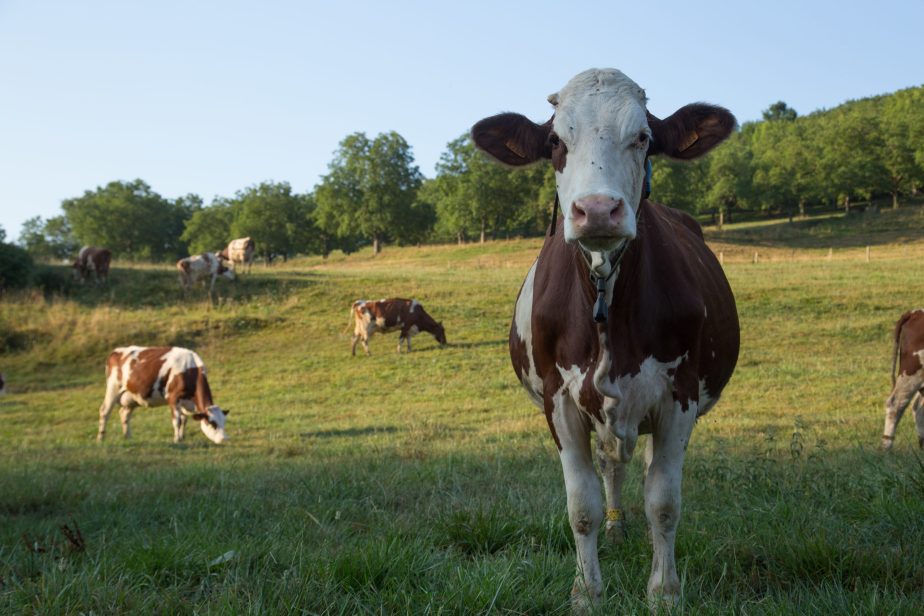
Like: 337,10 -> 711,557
570,196 -> 634,249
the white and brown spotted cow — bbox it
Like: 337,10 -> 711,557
350,298 -> 447,356
473,68 -> 739,607
218,237 -> 256,274
97,346 -> 229,444
176,252 -> 235,293
883,309 -> 924,449
73,246 -> 112,284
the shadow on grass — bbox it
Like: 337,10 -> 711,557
301,426 -> 402,439
34,264 -> 320,309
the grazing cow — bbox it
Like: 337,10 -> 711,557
472,68 -> 739,607
176,252 -> 235,293
883,309 -> 924,449
218,237 -> 256,273
0,372 -> 5,395
73,246 -> 112,284
97,346 -> 229,444
350,298 -> 447,356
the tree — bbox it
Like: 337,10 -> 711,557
315,131 -> 424,254
62,179 -> 195,261
881,87 -> 924,207
229,181 -> 314,261
705,130 -> 754,227
181,199 -> 236,255
762,101 -> 798,122
19,215 -> 79,260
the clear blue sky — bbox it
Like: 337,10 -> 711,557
1,0 -> 922,240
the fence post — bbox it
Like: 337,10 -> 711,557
719,251 -> 724,266
866,246 -> 870,263
827,248 -> 833,261
753,251 -> 759,264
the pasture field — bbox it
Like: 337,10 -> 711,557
2,223 -> 924,614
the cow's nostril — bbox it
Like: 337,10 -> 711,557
571,203 -> 587,219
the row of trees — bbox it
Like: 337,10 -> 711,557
17,85 -> 924,261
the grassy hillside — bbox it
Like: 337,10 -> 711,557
1,230 -> 924,614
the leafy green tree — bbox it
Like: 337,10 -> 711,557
762,101 -> 798,122
181,199 -> 236,255
19,215 -> 79,260
62,179 -> 194,261
881,87 -> 924,207
229,181 -> 313,261
0,240 -> 34,290
650,157 -> 708,215
705,130 -> 754,227
315,131 -> 424,254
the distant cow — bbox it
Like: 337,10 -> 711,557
73,246 -> 112,284
0,373 -> 5,395
97,346 -> 229,444
351,298 -> 447,356
883,309 -> 924,449
176,252 -> 235,293
218,237 -> 256,273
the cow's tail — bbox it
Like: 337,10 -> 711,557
344,304 -> 358,334
892,311 -> 914,387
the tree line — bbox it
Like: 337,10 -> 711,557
15,84 -> 924,263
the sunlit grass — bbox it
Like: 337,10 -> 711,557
2,232 -> 924,613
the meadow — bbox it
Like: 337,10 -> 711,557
2,209 -> 924,614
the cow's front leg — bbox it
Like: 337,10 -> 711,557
644,403 -> 697,605
596,435 -> 628,543
552,398 -> 603,608
883,375 -> 919,449
396,334 -> 405,354
172,407 -> 187,443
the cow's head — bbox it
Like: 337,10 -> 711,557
433,322 -> 447,346
472,68 -> 735,253
195,406 -> 229,444
217,260 -> 235,281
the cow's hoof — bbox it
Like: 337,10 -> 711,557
604,519 -> 626,544
881,439 -> 894,451
647,590 -> 680,612
570,580 -> 601,613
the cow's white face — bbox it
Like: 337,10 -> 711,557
472,67 -> 735,255
199,406 -> 228,444
548,69 -> 649,251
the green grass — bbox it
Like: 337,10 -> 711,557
2,237 -> 924,614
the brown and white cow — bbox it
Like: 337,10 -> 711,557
97,346 -> 229,444
473,68 -> 739,607
73,246 -> 112,284
176,252 -> 235,293
350,298 -> 447,356
883,309 -> 924,450
218,237 -> 256,274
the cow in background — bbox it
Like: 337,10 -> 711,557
472,68 -> 738,607
73,246 -> 112,284
883,309 -> 924,449
97,346 -> 229,444
176,252 -> 235,293
0,373 -> 5,395
219,237 -> 256,273
351,298 -> 447,356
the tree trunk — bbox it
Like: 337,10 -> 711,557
457,231 -> 464,245
798,199 -> 805,218
892,191 -> 899,209
479,218 -> 486,244
717,208 -> 724,230
844,195 -> 851,215
372,234 -> 381,255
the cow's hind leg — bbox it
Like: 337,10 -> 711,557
119,402 -> 136,438
97,381 -> 121,441
883,374 -> 920,449
596,435 -> 628,543
644,402 -> 697,606
351,334 -> 360,356
912,392 -> 924,449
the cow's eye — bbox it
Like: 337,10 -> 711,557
636,132 -> 649,147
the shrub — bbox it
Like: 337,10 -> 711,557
0,242 -> 34,290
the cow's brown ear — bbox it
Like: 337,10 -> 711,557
222,409 -> 230,416
192,412 -> 208,420
471,113 -> 553,166
647,104 -> 736,160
